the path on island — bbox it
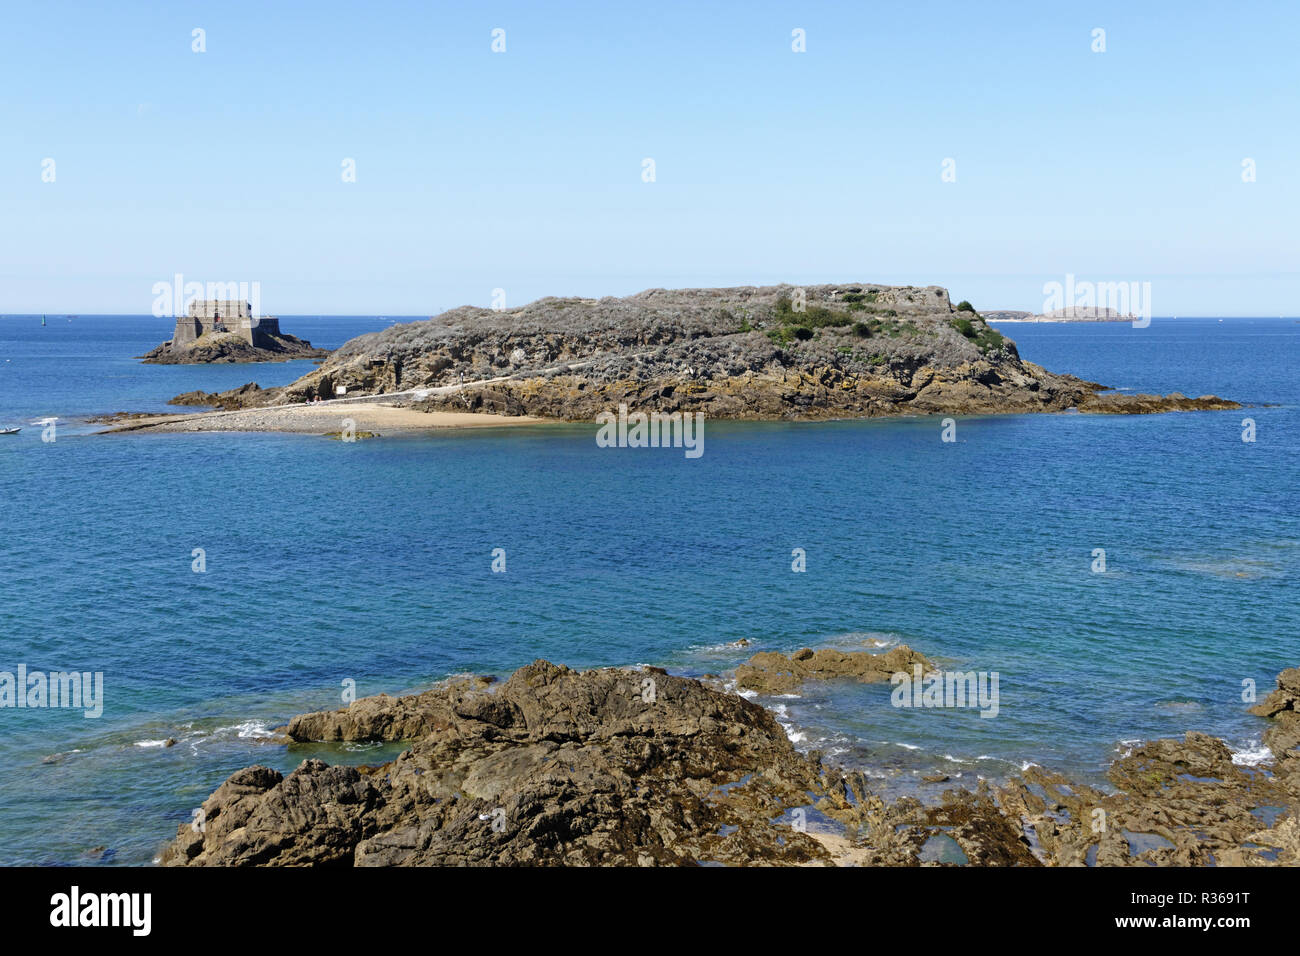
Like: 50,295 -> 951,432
315,345 -> 664,409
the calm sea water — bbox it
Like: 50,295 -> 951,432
0,314 -> 1296,865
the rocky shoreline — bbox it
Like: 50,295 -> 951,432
160,654 -> 1300,867
123,285 -> 1238,433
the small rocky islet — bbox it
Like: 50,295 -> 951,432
160,653 -> 1300,867
138,331 -> 327,364
147,283 -> 1238,421
139,301 -> 328,364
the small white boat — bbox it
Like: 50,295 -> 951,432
0,427 -> 21,435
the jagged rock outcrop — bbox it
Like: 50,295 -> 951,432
163,661 -> 834,866
160,660 -> 1300,867
735,645 -> 934,694
140,330 -> 328,364
1250,668 -> 1300,774
179,284 -> 1234,419
285,675 -> 498,742
989,731 -> 1300,866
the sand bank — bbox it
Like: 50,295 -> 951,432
100,401 -> 553,436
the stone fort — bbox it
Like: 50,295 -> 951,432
171,300 -> 283,348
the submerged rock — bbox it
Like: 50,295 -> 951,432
1077,391 -> 1241,414
735,645 -> 934,694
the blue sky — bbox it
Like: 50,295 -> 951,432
2,0 -> 1295,315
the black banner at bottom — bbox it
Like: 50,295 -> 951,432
0,864 -> 1279,943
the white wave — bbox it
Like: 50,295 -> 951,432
1231,742 -> 1273,766
826,631 -> 900,650
235,721 -> 276,739
210,720 -> 276,740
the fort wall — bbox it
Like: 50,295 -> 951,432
170,301 -> 282,348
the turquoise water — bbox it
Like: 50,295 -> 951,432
0,315 -> 1296,865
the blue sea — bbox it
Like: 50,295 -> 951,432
0,314 -> 1296,865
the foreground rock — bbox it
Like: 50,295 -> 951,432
139,331 -> 328,364
993,731 -> 1300,866
170,284 -> 1234,420
735,645 -> 934,694
163,661 -> 832,866
161,660 -> 1300,867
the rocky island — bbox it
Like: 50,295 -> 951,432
160,656 -> 1300,866
139,299 -> 328,364
114,284 -> 1237,433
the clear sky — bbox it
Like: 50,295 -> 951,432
2,0 -> 1295,315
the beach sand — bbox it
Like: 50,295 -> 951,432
100,401 -> 553,436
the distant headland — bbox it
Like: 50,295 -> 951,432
984,307 -> 1138,323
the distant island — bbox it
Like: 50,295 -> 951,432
138,299 -> 328,364
985,307 -> 1136,323
109,284 -> 1237,435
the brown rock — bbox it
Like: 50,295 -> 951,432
159,661 -> 1300,868
163,661 -> 833,867
735,645 -> 935,694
